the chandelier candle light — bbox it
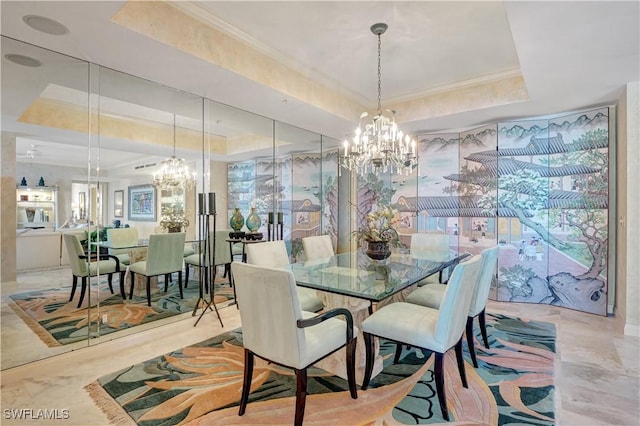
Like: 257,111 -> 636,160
153,114 -> 196,190
342,23 -> 417,176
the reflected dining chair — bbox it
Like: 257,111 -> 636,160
184,229 -> 233,290
360,255 -> 483,421
128,233 -> 186,306
232,261 -> 357,426
406,246 -> 499,367
245,240 -> 325,313
302,234 -> 334,261
63,233 -> 125,308
410,233 -> 451,285
105,227 -> 138,266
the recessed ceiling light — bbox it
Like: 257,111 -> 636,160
4,54 -> 42,67
23,15 -> 69,35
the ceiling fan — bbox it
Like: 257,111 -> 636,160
16,144 -> 41,160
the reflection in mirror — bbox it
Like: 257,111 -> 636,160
3,36 -> 91,369
1,36 -> 344,371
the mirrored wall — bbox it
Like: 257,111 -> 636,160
1,36 -> 343,370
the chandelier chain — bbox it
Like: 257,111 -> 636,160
340,22 -> 418,176
377,32 -> 382,116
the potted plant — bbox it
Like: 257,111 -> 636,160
160,205 -> 189,233
355,206 -> 400,260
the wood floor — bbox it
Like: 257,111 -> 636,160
1,272 -> 639,425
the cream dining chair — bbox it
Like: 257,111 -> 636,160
232,261 -> 357,426
244,240 -> 325,313
184,229 -> 233,290
63,233 -> 125,308
302,234 -> 334,261
360,254 -> 483,421
410,233 -> 451,285
406,246 -> 499,367
105,227 -> 138,266
128,233 -> 186,306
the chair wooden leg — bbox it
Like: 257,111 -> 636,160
362,332 -> 375,390
164,274 -> 169,292
178,271 -> 183,299
107,273 -> 114,294
346,338 -> 358,399
129,271 -> 135,299
185,264 -> 190,284
239,349 -> 254,416
294,368 -> 308,426
393,342 -> 403,364
119,271 -> 126,300
78,277 -> 87,308
466,316 -> 479,368
455,338 -> 468,388
70,275 -> 78,301
223,263 -> 230,279
478,309 -> 490,349
434,352 -> 449,421
146,276 -> 152,307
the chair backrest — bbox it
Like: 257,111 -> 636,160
63,233 -> 88,276
214,229 -> 232,265
106,227 -> 139,255
410,233 -> 450,260
302,235 -> 334,261
245,240 -> 289,267
146,233 -> 186,275
434,254 -> 483,349
232,261 -> 305,367
468,246 -> 499,317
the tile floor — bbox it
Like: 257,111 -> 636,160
1,269 -> 639,425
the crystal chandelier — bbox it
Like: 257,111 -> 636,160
153,114 -> 196,190
342,23 -> 417,176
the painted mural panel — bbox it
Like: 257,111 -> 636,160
395,133 -> 459,248
227,160 -> 256,218
494,108 -> 608,315
321,150 -> 339,243
290,153 -> 322,259
453,124 -> 498,257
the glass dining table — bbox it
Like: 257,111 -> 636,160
284,249 -> 470,384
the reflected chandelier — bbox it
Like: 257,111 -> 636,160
153,114 -> 196,190
342,23 -> 417,176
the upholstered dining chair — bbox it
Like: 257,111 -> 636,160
360,254 -> 483,421
410,233 -> 451,285
63,233 -> 125,308
128,233 -> 185,306
245,240 -> 325,313
106,227 -> 138,266
302,234 -> 334,261
184,229 -> 233,289
406,246 -> 499,368
232,261 -> 357,426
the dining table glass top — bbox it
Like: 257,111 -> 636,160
286,250 -> 469,303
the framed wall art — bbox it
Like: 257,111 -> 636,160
128,184 -> 156,221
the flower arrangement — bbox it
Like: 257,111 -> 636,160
160,205 -> 189,232
355,206 -> 400,246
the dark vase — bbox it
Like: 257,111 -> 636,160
168,226 -> 182,233
366,240 -> 391,260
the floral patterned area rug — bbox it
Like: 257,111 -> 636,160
86,313 -> 555,425
9,277 -> 234,347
